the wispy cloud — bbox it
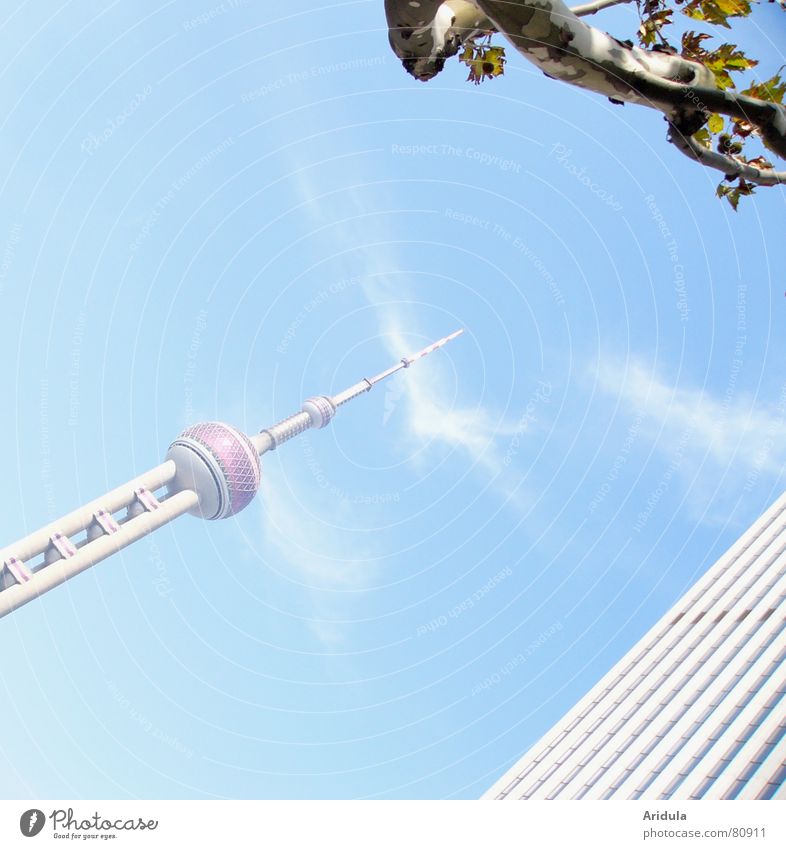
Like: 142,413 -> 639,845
363,307 -> 544,513
595,355 -> 786,517
284,150 -> 544,507
256,153 -> 546,648
376,321 -> 510,469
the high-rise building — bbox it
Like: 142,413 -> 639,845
0,331 -> 463,618
484,490 -> 786,801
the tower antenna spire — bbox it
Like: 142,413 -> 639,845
0,329 -> 464,617
252,328 -> 464,454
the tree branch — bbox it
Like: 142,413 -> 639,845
632,78 -> 786,162
384,1 -> 786,182
570,0 -> 633,16
385,0 -> 493,80
668,128 -> 786,185
472,0 -> 786,169
473,0 -> 716,101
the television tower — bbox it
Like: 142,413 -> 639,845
0,330 -> 463,618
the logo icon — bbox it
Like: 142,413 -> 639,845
20,809 -> 45,837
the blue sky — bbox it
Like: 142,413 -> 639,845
0,1 -> 785,800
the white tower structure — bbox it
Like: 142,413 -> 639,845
0,330 -> 463,617
484,490 -> 786,801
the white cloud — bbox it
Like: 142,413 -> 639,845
366,309 -> 539,512
254,151 -> 543,647
595,355 -> 786,518
378,323 -> 506,463
283,153 -> 540,505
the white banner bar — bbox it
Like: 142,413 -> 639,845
1,800 -> 783,848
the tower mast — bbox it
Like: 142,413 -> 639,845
0,330 -> 463,618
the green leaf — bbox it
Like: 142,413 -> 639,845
681,0 -> 752,27
715,0 -> 747,14
681,36 -> 757,89
692,127 -> 712,148
707,113 -> 724,133
459,41 -> 506,85
716,183 -> 740,210
681,30 -> 712,56
716,178 -> 755,210
638,8 -> 674,48
741,72 -> 786,104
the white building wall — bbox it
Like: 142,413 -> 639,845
484,491 -> 786,801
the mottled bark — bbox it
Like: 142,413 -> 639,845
668,128 -> 786,185
384,0 -> 786,184
473,0 -> 715,103
474,0 -> 786,173
385,0 -> 492,80
569,0 -> 632,15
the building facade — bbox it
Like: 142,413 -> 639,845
484,491 -> 786,800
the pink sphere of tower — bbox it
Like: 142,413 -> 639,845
166,422 -> 261,520
0,330 -> 464,618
